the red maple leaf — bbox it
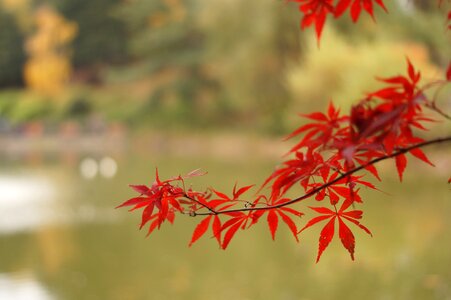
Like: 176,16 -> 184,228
290,0 -> 335,41
260,197 -> 304,241
446,61 -> 451,81
189,215 -> 222,247
287,102 -> 348,153
299,199 -> 372,262
335,0 -> 387,21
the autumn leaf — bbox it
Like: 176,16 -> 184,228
299,200 -> 372,262
395,153 -> 407,182
446,61 -> 451,81
338,217 -> 356,259
267,210 -> 279,240
316,217 -> 335,262
118,56 -> 450,263
222,220 -> 244,250
189,216 -> 212,247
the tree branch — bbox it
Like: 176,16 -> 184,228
193,135 -> 451,216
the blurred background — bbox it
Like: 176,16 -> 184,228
0,0 -> 450,299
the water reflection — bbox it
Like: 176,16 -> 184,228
0,175 -> 57,234
79,156 -> 118,179
0,273 -> 53,300
0,173 -> 117,235
0,137 -> 450,299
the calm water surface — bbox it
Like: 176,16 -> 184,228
1,135 -> 450,300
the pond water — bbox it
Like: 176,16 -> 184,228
0,134 -> 450,300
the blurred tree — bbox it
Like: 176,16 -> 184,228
200,0 -> 301,132
52,0 -> 127,83
113,0 -> 302,130
24,5 -> 77,95
115,0 -> 221,123
0,8 -> 26,87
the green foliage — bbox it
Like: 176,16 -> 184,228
113,0 -> 222,124
0,0 -> 446,134
7,93 -> 53,123
0,9 -> 25,87
0,90 -> 22,117
52,0 -> 127,69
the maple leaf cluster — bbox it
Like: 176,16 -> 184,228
118,60 -> 451,262
291,0 -> 451,41
290,0 -> 387,40
118,0 -> 451,262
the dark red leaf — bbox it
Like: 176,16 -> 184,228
116,197 -> 149,209
341,215 -> 373,236
301,13 -> 316,29
350,0 -> 362,22
278,210 -> 299,242
189,215 -> 212,247
140,202 -> 155,229
328,189 -> 340,205
374,0 -> 387,11
233,184 -> 254,200
395,153 -> 407,181
212,189 -> 231,201
299,215 -> 332,233
362,0 -> 374,19
129,185 -> 150,195
267,210 -> 279,240
380,75 -> 410,86
409,148 -> 434,166
366,163 -> 381,181
316,217 -> 336,263
285,123 -> 320,140
338,217 -> 355,260
447,61 -> 451,81
310,206 -> 335,215
221,216 -> 244,231
250,209 -> 265,225
341,209 -> 363,219
128,201 -> 153,211
146,218 -> 160,237
168,197 -> 183,212
339,197 -> 353,212
222,221 -> 243,249
407,58 -> 416,82
166,210 -> 175,224
335,0 -> 352,17
331,186 -> 350,198
157,198 -> 169,228
301,111 -> 328,121
315,10 -> 327,41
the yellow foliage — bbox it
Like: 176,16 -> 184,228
147,0 -> 186,28
25,56 -> 73,95
1,0 -> 30,12
24,5 -> 78,95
